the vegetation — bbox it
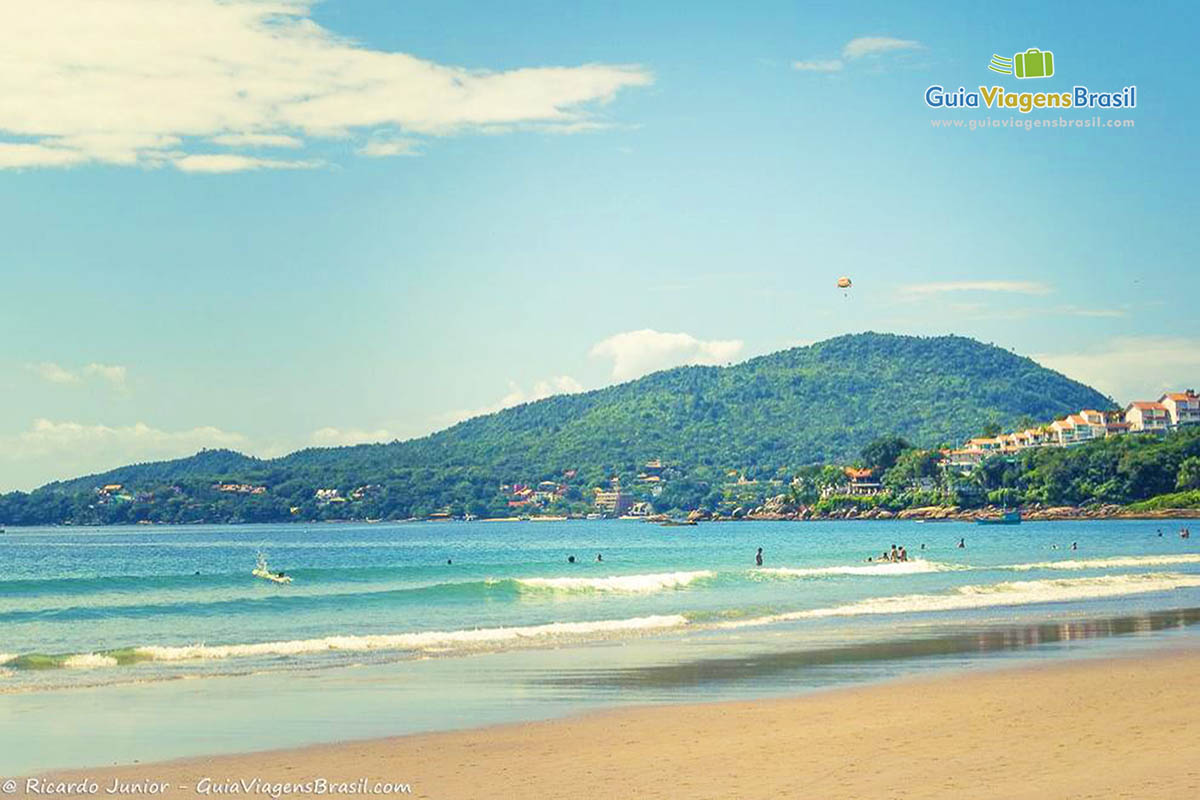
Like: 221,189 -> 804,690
0,332 -> 1139,526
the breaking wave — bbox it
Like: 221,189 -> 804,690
1002,554 -> 1200,572
755,560 -> 960,579
512,571 -> 715,593
7,614 -> 689,669
718,573 -> 1200,629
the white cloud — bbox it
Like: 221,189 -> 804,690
439,375 -> 584,426
30,362 -> 81,384
794,35 -> 922,75
843,37 -> 922,60
900,280 -> 1052,296
210,133 -> 303,148
590,329 -> 744,381
172,154 -> 323,173
28,362 -> 128,387
792,59 -> 844,73
0,0 -> 652,172
0,419 -> 249,490
309,427 -> 396,447
1035,336 -> 1200,404
83,363 -> 128,387
357,137 -> 420,158
0,142 -> 90,168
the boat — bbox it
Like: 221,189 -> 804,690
660,519 -> 698,527
975,510 -> 1021,526
252,553 -> 293,584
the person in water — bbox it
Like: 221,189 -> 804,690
898,546 -> 908,562
596,553 -> 603,562
755,547 -> 763,566
1071,542 -> 1078,551
889,544 -> 899,562
958,537 -> 965,548
568,555 -> 576,564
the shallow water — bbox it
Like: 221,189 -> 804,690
2,518 -> 1198,771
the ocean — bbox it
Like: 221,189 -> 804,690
3,518 -> 1199,773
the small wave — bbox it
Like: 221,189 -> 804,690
718,573 -> 1200,629
1003,555 -> 1200,572
133,614 -> 689,663
512,571 -> 714,594
62,653 -> 119,669
755,560 -> 959,579
0,653 -> 16,666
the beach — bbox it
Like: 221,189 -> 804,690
33,647 -> 1200,799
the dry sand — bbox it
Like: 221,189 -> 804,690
34,649 -> 1200,799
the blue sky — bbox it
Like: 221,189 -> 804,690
2,0 -> 1197,490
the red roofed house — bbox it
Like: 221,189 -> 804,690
1124,401 -> 1170,434
1159,390 -> 1200,428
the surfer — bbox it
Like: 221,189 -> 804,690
755,547 -> 763,566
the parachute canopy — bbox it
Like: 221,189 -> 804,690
836,276 -> 852,289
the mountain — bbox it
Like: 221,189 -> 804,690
7,333 -> 1113,524
389,332 -> 1111,474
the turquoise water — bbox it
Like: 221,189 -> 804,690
2,518 -> 1200,772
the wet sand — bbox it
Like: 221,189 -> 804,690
35,648 -> 1200,799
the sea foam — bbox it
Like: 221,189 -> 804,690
755,560 -> 957,579
1003,554 -> 1200,572
718,573 -> 1200,629
514,571 -> 714,593
61,653 -> 119,669
133,614 -> 689,662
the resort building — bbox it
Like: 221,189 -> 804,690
593,489 -> 633,515
1159,390 -> 1200,428
1124,402 -> 1170,434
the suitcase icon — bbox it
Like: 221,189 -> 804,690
1014,48 -> 1054,79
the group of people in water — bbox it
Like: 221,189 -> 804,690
867,544 -> 912,563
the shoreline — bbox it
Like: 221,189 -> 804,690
6,507 -> 1199,528
34,646 -> 1200,799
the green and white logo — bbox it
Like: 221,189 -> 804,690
989,48 -> 1055,79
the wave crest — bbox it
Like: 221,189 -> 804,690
513,571 -> 714,593
755,560 -> 959,579
1004,554 -> 1200,572
719,573 -> 1200,629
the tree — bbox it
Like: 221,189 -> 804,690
883,449 -> 941,491
1178,457 -> 1200,491
860,435 -> 911,473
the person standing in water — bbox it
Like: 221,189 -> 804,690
958,537 -> 965,548
755,547 -> 763,566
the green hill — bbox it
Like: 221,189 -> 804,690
5,332 -> 1113,524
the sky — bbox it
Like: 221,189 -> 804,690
1,0 -> 1198,490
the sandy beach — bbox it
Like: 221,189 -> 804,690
32,648 -> 1200,800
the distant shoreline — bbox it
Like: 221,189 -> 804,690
5,507 -> 1199,528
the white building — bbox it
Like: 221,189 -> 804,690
1124,402 -> 1170,433
1159,390 -> 1200,428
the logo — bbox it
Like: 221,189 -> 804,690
989,48 -> 1055,79
924,45 -> 1135,114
